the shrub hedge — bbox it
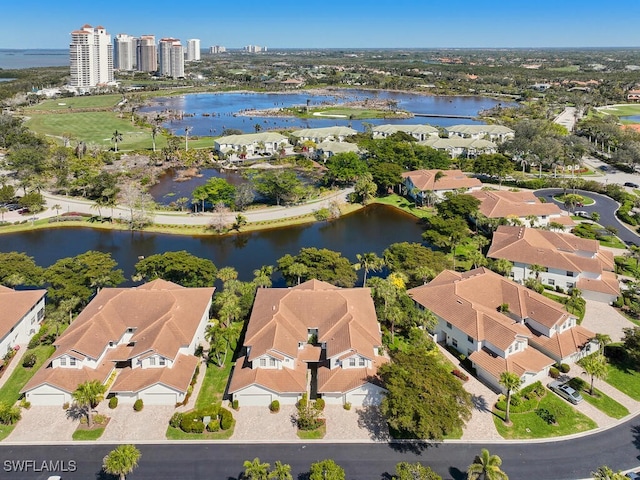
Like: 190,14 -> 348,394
133,399 -> 144,411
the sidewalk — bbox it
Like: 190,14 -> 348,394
0,343 -> 27,391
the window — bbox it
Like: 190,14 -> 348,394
359,357 -> 366,367
452,339 -> 458,348
508,345 -> 513,353
467,335 -> 473,344
159,357 -> 166,366
566,282 -> 574,288
269,357 -> 276,367
349,358 -> 356,367
149,357 -> 156,366
60,357 -> 67,366
37,309 -> 44,321
566,271 -> 574,277
260,358 -> 266,367
446,322 -> 452,330
70,357 -> 76,366
548,279 -> 555,286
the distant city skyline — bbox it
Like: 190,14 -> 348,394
1,0 -> 640,49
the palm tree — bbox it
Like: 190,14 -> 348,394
111,130 -> 123,153
0,206 -> 7,222
590,211 -> 601,223
253,265 -> 274,289
268,461 -> 293,480
72,380 -> 106,428
184,126 -> 193,151
414,266 -> 436,285
52,203 -> 61,220
499,371 -> 522,424
102,444 -> 141,480
467,448 -> 508,480
243,457 -> 270,480
579,353 -> 608,396
151,124 -> 160,152
591,465 -> 627,480
529,264 -> 545,280
288,262 -> 308,286
354,252 -> 384,287
217,266 -> 239,283
594,333 -> 611,353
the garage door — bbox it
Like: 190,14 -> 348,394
237,394 -> 271,406
29,393 -> 66,406
346,391 -> 382,407
140,392 -> 177,405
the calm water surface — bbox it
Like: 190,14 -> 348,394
0,204 -> 424,285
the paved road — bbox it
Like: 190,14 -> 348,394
3,418 -> 640,480
535,188 -> 640,246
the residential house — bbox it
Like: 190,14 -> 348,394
22,279 -> 214,406
419,137 -> 497,158
401,169 -> 482,202
229,280 -> 388,407
408,268 -> 596,392
214,132 -> 290,160
0,286 -> 46,357
446,124 -> 514,143
372,124 -> 439,142
315,140 -> 360,160
469,190 -> 575,229
487,225 -> 620,303
290,126 -> 357,144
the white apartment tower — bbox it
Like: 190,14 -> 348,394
113,33 -> 136,71
186,39 -> 201,62
209,45 -> 226,54
136,35 -> 157,73
69,24 -> 113,88
158,38 -> 184,79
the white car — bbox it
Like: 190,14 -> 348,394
574,211 -> 590,218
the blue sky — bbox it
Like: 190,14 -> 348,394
2,0 -> 640,49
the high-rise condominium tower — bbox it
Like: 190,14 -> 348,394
136,35 -> 158,73
114,33 -> 136,71
69,24 -> 113,87
186,39 -> 201,62
159,38 -> 184,79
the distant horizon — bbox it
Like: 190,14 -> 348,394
1,0 -> 640,50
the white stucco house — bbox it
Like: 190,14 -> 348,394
372,124 -> 439,141
290,126 -> 357,144
446,124 -> 514,143
419,137 -> 498,158
401,169 -> 482,201
214,132 -> 290,160
408,268 -> 595,393
228,279 -> 388,407
487,225 -> 620,303
22,279 -> 214,406
0,286 -> 46,357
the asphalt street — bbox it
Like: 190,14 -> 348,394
3,413 -> 640,480
535,188 -> 640,245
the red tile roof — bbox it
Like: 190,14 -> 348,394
401,169 -> 482,192
469,190 -> 563,218
0,286 -> 46,342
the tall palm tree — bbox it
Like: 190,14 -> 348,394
151,125 -> 160,152
594,333 -> 611,353
354,252 -> 384,287
288,262 -> 308,286
111,130 -> 123,153
102,444 -> 141,480
467,448 -> 508,480
52,203 -> 61,220
72,380 -> 106,428
0,206 -> 7,222
499,372 -> 522,424
268,461 -> 293,480
253,265 -> 274,289
579,353 -> 608,396
243,457 -> 270,480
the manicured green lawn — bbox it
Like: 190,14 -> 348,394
615,255 -> 640,278
493,390 -> 597,439
72,427 -> 105,441
25,94 -> 123,111
0,345 -> 55,405
542,292 -> 585,321
605,359 -> 640,401
195,356 -> 234,409
292,106 -> 408,120
580,387 -> 629,419
373,194 -> 434,219
165,422 -> 234,440
553,194 -> 595,206
599,104 -> 640,117
0,424 -> 15,441
297,422 -> 326,439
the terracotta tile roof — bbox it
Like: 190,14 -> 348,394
0,286 -> 46,341
408,267 -> 571,336
298,344 -> 322,362
52,279 -> 214,362
22,356 -> 114,394
529,325 -> 594,360
401,169 -> 482,192
470,347 -> 554,379
228,356 -> 307,394
577,271 -> 620,296
317,357 -> 389,394
488,225 -> 615,275
469,190 -> 563,218
110,355 -> 199,394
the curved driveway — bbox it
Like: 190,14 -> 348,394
535,188 -> 640,246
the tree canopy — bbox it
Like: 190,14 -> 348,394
277,248 -> 357,287
324,152 -> 368,185
383,242 -> 451,288
133,250 -> 217,287
379,347 -> 472,439
0,252 -> 44,287
102,444 -> 141,480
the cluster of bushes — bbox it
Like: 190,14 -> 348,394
170,404 -> 233,434
48,215 -> 86,223
269,400 -> 280,413
495,381 -> 546,414
535,407 -> 557,425
22,353 -> 37,368
296,394 -> 324,431
0,402 -> 21,425
568,377 -> 588,392
232,399 -> 239,411
548,363 -> 570,378
549,366 -> 560,378
175,365 -> 200,407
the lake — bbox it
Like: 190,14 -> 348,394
0,49 -> 68,69
140,90 -> 506,136
0,204 -> 424,285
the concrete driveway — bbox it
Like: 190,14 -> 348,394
581,299 -> 636,342
231,404 -> 299,441
7,406 -> 77,442
96,403 -> 175,441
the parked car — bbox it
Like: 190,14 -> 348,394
574,211 -> 590,218
625,472 -> 640,479
624,182 -> 639,188
548,381 -> 583,404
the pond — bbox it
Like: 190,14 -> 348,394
0,204 -> 425,286
139,89 -> 507,136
